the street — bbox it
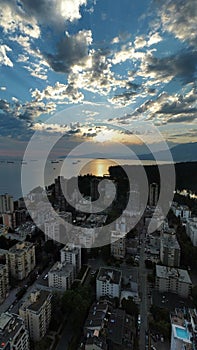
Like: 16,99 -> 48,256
0,287 -> 19,314
139,229 -> 148,350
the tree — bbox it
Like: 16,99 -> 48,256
43,240 -> 55,254
127,228 -> 138,239
121,297 -> 138,317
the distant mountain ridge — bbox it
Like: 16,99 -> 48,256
139,142 -> 197,162
67,142 -> 197,162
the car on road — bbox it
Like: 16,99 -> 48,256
43,273 -> 48,280
137,314 -> 141,326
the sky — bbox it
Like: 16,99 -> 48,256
0,0 -> 197,159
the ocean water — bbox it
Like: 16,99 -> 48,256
0,158 -> 163,199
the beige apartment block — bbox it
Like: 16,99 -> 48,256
8,242 -> 36,280
19,290 -> 52,342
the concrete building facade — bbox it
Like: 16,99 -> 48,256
60,243 -> 81,275
111,231 -> 126,259
96,267 -> 122,300
149,183 -> 159,206
155,265 -> 192,298
0,312 -> 30,350
186,217 -> 197,246
48,262 -> 74,290
160,233 -> 181,267
19,290 -> 52,342
0,264 -> 9,304
0,194 -> 14,214
8,242 -> 36,280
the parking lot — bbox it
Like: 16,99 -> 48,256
152,290 -> 193,310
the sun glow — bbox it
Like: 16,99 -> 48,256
93,129 -> 117,142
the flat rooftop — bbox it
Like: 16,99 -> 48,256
0,313 -> 25,346
111,230 -> 126,240
49,262 -> 74,276
9,241 -> 34,254
97,267 -> 122,284
156,265 -> 192,284
20,290 -> 51,313
61,243 -> 80,254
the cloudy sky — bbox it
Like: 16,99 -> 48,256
0,0 -> 197,158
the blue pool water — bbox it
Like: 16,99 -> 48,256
175,327 -> 190,340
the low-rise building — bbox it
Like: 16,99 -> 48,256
107,308 -> 134,349
85,334 -> 108,350
155,265 -> 192,298
96,267 -> 122,300
84,302 -> 134,350
84,300 -> 111,336
8,242 -> 36,280
48,262 -> 74,290
0,312 -> 30,350
186,217 -> 197,246
19,290 -> 52,342
0,225 -> 8,236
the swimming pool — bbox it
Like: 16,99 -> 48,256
175,327 -> 190,340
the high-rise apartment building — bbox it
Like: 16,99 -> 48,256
96,267 -> 122,300
0,312 -> 30,350
54,176 -> 68,211
126,184 -> 140,215
0,251 -> 9,304
44,212 -> 72,243
8,242 -> 36,280
19,290 -> 52,342
0,264 -> 9,304
48,262 -> 74,290
60,243 -> 81,275
2,212 -> 16,229
186,217 -> 197,246
155,265 -> 192,298
0,194 -> 14,214
111,231 -> 126,259
160,233 -> 181,267
149,183 -> 159,206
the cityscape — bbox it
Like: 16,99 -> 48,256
0,167 -> 197,350
0,0 -> 197,350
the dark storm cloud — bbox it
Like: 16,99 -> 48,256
45,30 -> 92,73
167,115 -> 197,123
140,49 -> 197,84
